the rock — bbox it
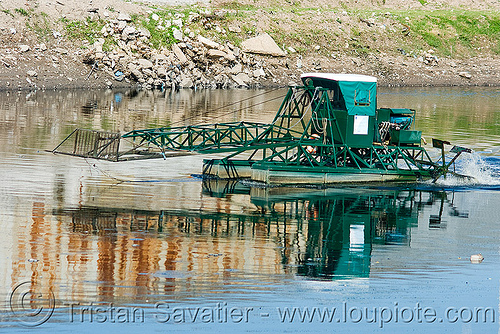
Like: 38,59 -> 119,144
459,71 -> 472,79
106,80 -> 113,87
128,63 -> 142,80
224,50 -> 236,61
94,52 -> 104,60
54,48 -> 68,54
122,26 -> 137,37
138,27 -> 151,38
253,68 -> 265,77
152,13 -> 160,21
208,49 -> 227,59
198,35 -> 220,49
172,44 -> 188,64
19,45 -> 30,53
152,54 -> 168,66
37,43 -> 47,51
314,45 -> 321,51
10,28 -> 16,35
172,19 -> 183,28
423,51 -> 438,65
449,61 -> 457,68
118,20 -> 127,31
180,77 -> 193,88
296,57 -> 302,69
130,69 -> 143,81
138,58 -> 153,70
229,63 -> 242,74
27,70 -> 37,77
156,67 -> 167,78
228,25 -> 241,33
241,33 -> 286,57
52,31 -> 62,38
172,28 -> 183,41
122,26 -> 137,40
117,13 -> 132,22
360,17 -> 376,27
287,46 -> 296,53
231,72 -> 251,87
142,68 -> 154,77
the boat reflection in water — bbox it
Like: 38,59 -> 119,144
56,180 -> 462,285
206,181 -> 440,280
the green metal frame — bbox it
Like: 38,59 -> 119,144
121,85 -> 439,178
52,83 -> 469,183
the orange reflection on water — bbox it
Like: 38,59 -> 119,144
10,199 -> 300,305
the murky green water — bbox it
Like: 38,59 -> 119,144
0,86 -> 500,333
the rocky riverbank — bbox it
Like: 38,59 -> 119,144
1,0 -> 499,91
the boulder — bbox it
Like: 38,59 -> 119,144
231,73 -> 251,87
128,64 -> 143,80
228,25 -> 241,33
173,28 -> 183,41
122,26 -> 137,40
19,45 -> 30,53
459,71 -> 472,79
241,33 -> 286,57
180,77 -> 194,88
54,48 -> 68,54
117,13 -> 131,22
172,19 -> 183,28
224,50 -> 236,61
253,68 -> 265,77
138,58 -> 153,69
156,67 -> 167,78
208,49 -> 227,59
229,63 -> 242,74
198,35 -> 220,49
172,44 -> 188,64
117,21 -> 127,32
138,27 -> 151,38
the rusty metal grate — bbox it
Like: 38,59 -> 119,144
51,129 -> 121,161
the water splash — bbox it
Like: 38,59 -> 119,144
434,152 -> 500,186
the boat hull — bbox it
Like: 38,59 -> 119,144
203,159 -> 430,185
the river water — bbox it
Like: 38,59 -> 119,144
0,86 -> 499,333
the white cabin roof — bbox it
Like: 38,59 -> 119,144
301,73 -> 377,83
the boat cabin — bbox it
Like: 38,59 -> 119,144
301,73 -> 421,148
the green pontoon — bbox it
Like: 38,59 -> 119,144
51,73 -> 471,185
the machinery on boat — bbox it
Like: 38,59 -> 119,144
51,73 -> 472,185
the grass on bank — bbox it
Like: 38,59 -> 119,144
38,5 -> 500,58
392,10 -> 500,56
